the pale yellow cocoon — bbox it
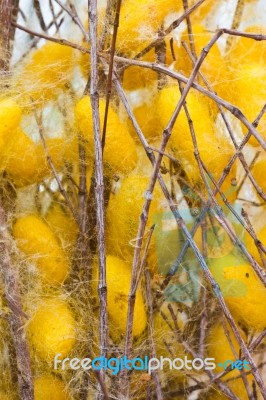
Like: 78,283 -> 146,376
156,85 -> 237,203
209,256 -> 266,332
27,298 -> 76,361
16,42 -> 74,105
106,174 -> 164,272
13,214 -> 69,285
93,255 -> 147,341
45,203 -> 78,249
207,323 -> 253,400
75,97 -> 138,174
34,375 -> 71,400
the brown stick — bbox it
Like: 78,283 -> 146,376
89,2 -> 108,399
102,0 -> 122,151
144,268 -> 163,400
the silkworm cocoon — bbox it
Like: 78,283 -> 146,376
2,133 -> 71,187
34,375 -> 71,400
106,174 -> 165,272
209,255 -> 266,332
1,129 -> 38,187
93,255 -> 147,341
13,214 -> 69,285
27,298 -> 76,361
0,98 -> 22,150
34,137 -> 70,179
16,42 -> 74,105
75,97 -> 138,174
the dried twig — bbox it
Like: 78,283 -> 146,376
144,235 -> 163,400
102,0 -> 122,150
54,0 -> 90,41
89,2 -> 108,398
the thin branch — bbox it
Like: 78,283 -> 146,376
102,0 -> 122,151
54,0 -> 90,41
89,2 -> 108,399
12,21 -> 88,53
144,268 -> 163,400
